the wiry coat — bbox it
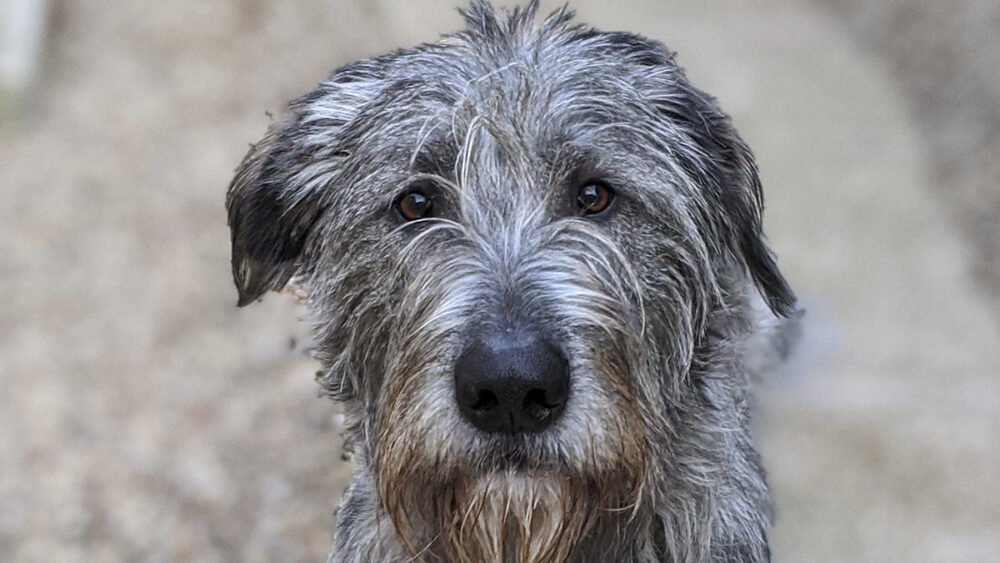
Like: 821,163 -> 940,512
227,2 -> 796,562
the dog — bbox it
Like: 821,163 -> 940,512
226,2 -> 796,561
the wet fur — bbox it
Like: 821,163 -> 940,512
227,2 -> 795,561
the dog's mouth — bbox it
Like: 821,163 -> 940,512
463,433 -> 574,474
481,441 -> 538,472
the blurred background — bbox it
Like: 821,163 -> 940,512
1,0 -> 997,561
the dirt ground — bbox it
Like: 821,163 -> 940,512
1,1 -> 997,562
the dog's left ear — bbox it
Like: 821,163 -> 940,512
654,80 -> 797,317
711,127 -> 797,317
613,36 -> 796,316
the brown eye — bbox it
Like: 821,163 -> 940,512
576,182 -> 613,215
396,190 -> 432,221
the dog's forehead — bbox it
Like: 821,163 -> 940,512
331,32 -> 675,145
398,33 -> 671,131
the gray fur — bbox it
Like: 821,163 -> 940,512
226,2 -> 796,562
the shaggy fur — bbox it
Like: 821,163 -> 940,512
226,2 -> 796,562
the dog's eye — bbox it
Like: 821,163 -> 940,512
576,182 -> 614,215
396,190 -> 433,221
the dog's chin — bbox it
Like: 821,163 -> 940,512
382,469 -> 604,563
378,443 -> 644,562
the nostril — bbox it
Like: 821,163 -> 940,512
471,390 -> 499,411
522,388 -> 555,420
523,388 -> 552,409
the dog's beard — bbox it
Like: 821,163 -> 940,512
378,467 -> 641,563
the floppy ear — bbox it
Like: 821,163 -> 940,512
226,117 -> 329,306
711,126 -> 797,317
609,35 -> 797,317
226,60 -> 387,306
651,76 -> 796,317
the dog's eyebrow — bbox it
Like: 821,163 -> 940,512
410,135 -> 457,178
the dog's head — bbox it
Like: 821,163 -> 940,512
228,2 -> 792,559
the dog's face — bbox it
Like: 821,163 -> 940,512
228,4 -> 792,560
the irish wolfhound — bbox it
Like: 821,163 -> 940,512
227,2 -> 796,561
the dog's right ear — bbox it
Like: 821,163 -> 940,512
226,117 -> 328,306
227,62 -> 388,306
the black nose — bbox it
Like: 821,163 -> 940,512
454,332 -> 570,435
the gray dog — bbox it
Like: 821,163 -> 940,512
227,2 -> 796,561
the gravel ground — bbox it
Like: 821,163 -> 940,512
1,1 -> 997,562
